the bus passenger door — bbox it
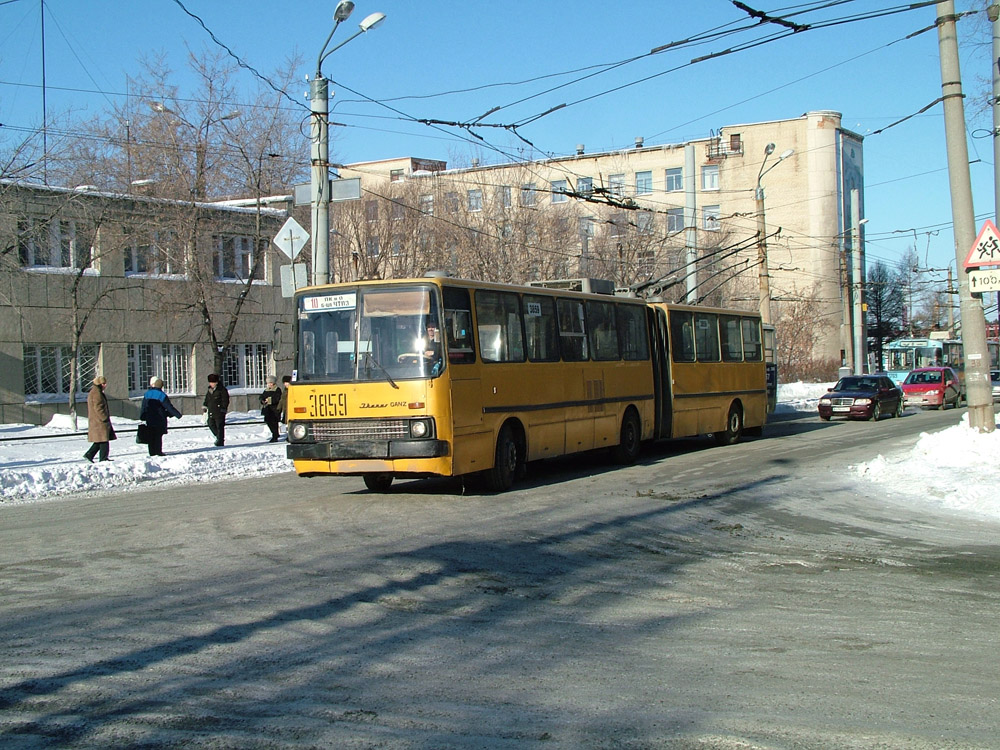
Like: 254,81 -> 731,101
651,307 -> 672,439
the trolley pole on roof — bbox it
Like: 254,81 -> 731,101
937,1 -> 994,432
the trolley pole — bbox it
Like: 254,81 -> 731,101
937,1 -> 994,432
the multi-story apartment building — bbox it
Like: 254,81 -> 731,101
337,111 -> 865,370
0,181 -> 295,426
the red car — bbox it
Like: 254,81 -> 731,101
900,366 -> 962,410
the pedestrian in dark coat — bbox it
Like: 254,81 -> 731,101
259,375 -> 281,442
203,373 -> 230,446
83,375 -> 115,462
279,375 -> 292,425
140,377 -> 181,457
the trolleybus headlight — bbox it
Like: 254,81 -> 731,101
410,419 -> 429,438
290,423 -> 308,441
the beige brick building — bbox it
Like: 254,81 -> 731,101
338,111 -> 864,371
0,182 -> 295,426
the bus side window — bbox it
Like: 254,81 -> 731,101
443,286 -> 475,364
475,290 -> 525,363
586,300 -> 619,361
741,317 -> 762,361
669,310 -> 695,363
556,298 -> 588,362
695,313 -> 721,362
617,303 -> 650,361
523,294 -> 560,361
720,315 -> 743,362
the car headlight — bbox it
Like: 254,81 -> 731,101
410,419 -> 429,438
819,397 -> 831,405
854,398 -> 871,406
290,423 -> 308,440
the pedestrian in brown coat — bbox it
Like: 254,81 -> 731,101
84,375 -> 116,462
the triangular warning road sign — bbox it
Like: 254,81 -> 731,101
964,220 -> 1000,269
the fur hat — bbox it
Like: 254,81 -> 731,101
266,375 -> 277,385
207,373 -> 221,384
149,376 -> 163,388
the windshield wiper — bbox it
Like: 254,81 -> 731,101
363,351 -> 399,389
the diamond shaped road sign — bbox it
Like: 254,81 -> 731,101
273,216 -> 309,261
964,219 -> 1000,269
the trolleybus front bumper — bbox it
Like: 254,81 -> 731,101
287,439 -> 448,461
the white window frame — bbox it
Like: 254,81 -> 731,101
701,165 -> 720,191
419,194 -> 434,216
499,185 -> 512,208
214,234 -> 261,281
577,176 -> 593,197
18,217 -> 92,269
635,171 -> 653,195
467,188 -> 483,212
520,183 -> 537,206
666,208 -> 684,233
703,205 -> 721,231
23,344 -> 99,399
665,168 -> 683,192
551,179 -> 569,204
222,343 -> 271,391
608,174 -> 625,198
127,343 -> 192,396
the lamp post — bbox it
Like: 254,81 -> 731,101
755,144 -> 794,325
310,1 -> 386,286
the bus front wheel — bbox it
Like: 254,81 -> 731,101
715,404 -> 743,446
363,473 -> 393,492
485,424 -> 520,493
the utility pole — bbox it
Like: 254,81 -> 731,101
309,73 -> 331,286
851,190 -> 867,374
991,3 -> 1000,343
684,144 -> 697,304
937,1 -> 993,432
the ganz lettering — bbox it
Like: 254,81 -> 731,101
359,400 -> 407,409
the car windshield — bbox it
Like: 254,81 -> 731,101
834,377 -> 876,391
904,370 -> 942,385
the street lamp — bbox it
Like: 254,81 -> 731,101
310,2 -> 386,286
755,143 -> 794,325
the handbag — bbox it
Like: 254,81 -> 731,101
136,423 -> 150,445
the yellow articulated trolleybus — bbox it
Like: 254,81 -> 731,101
285,275 -> 768,492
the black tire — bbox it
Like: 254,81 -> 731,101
485,424 -> 519,493
715,404 -> 743,446
612,409 -> 641,465
870,402 -> 882,421
820,415 -> 831,421
894,398 -> 903,418
363,473 -> 393,492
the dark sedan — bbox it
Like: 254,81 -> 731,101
818,375 -> 904,421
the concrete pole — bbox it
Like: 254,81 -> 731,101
310,75 -> 330,286
755,185 -> 772,325
684,144 -> 697,303
991,4 -> 1000,333
851,190 -> 867,373
937,1 -> 994,431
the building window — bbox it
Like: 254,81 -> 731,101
577,176 -> 593,197
365,200 -> 379,222
366,237 -> 380,257
666,208 -> 684,233
499,185 -> 512,208
391,200 -> 406,220
467,188 -> 483,212
445,192 -> 459,213
635,170 -> 653,195
222,343 -> 271,390
214,235 -> 261,280
551,179 -> 568,204
18,218 -> 92,269
665,168 -> 683,192
391,236 -> 404,256
579,217 -> 595,238
701,164 -> 719,191
520,183 -> 537,206
608,212 -> 626,237
127,343 -> 191,396
125,229 -> 181,275
390,168 -> 404,182
608,174 -> 625,197
636,212 -> 655,235
703,205 -> 721,231
419,194 -> 434,216
23,344 -> 99,399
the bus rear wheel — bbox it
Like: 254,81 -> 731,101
715,404 -> 743,446
485,424 -> 520,493
612,409 -> 641,465
363,473 -> 393,492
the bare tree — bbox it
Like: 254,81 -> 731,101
867,259 -> 905,368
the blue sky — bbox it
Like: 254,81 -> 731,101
0,0 -> 994,294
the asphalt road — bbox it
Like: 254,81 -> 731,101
1,407 -> 997,749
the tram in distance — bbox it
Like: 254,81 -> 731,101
284,275 -> 769,492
